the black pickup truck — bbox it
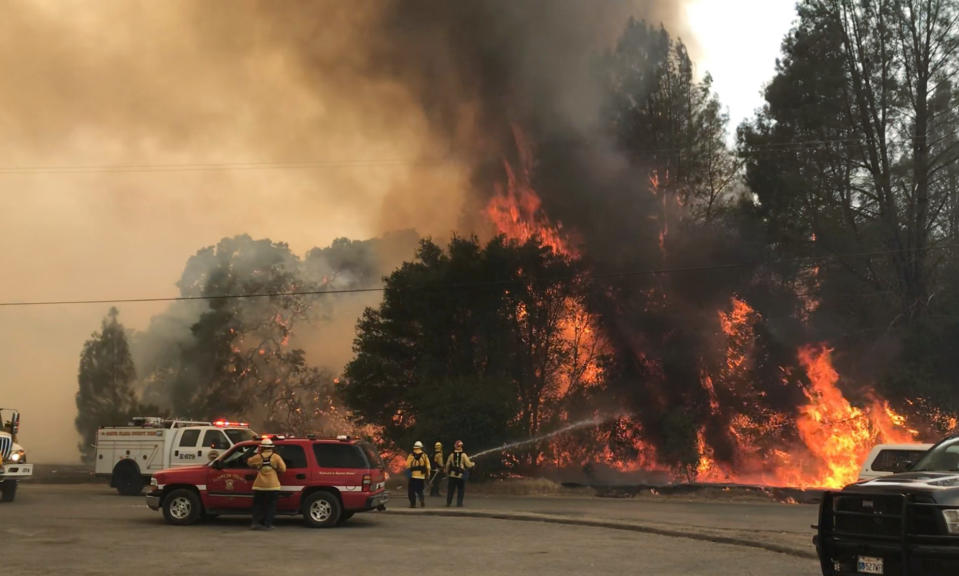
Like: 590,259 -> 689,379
815,435 -> 959,575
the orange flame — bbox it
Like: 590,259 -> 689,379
479,128 -> 938,489
795,345 -> 916,487
485,126 -> 577,258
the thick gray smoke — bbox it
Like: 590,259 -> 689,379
1,0 -> 697,462
131,230 -> 419,411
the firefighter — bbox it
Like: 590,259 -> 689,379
246,437 -> 286,530
429,441 -> 444,497
406,440 -> 430,508
444,440 -> 475,507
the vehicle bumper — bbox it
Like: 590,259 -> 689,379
366,490 -> 389,509
817,537 -> 959,575
146,491 -> 162,511
1,463 -> 33,479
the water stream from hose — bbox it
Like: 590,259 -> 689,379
471,416 -> 611,460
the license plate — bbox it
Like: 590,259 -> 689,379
857,556 -> 883,575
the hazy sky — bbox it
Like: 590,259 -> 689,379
686,0 -> 798,136
0,0 -> 799,463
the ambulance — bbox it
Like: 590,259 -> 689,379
95,417 -> 257,495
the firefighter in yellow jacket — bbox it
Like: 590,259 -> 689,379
444,440 -> 475,507
406,440 -> 430,508
246,437 -> 287,530
429,441 -> 444,497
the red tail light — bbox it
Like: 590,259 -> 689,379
362,474 -> 371,492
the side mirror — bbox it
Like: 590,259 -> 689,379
11,413 -> 19,437
212,459 -> 224,470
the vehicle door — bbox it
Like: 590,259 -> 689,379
200,429 -> 232,463
206,443 -> 258,510
273,444 -> 309,512
312,443 -> 367,508
171,428 -> 203,467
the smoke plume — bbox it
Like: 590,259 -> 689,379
1,0 -> 697,462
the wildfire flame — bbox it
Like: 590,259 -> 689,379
795,345 -> 916,487
485,126 -> 577,258
695,297 -> 923,488
478,128 -> 941,489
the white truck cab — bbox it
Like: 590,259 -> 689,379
857,442 -> 933,482
0,408 -> 33,502
95,417 -> 257,495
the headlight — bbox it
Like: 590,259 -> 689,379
9,450 -> 24,463
942,509 -> 959,534
150,477 -> 158,487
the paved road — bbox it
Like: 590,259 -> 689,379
432,491 -> 821,555
2,484 -> 821,576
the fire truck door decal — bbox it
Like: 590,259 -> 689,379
207,471 -> 253,509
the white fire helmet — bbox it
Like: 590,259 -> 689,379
413,441 -> 424,449
260,437 -> 274,449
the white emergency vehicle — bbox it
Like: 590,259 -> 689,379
95,417 -> 258,495
1,408 -> 33,502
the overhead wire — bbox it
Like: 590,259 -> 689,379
2,242 -> 957,308
0,134 -> 949,175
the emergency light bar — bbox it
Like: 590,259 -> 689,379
213,419 -> 249,428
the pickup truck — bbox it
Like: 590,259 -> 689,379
96,418 -> 257,495
816,435 -> 959,575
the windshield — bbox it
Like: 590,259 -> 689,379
224,428 -> 258,444
0,409 -> 16,435
913,437 -> 959,472
213,443 -> 258,468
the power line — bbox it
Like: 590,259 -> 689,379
0,286 -> 386,308
0,134 -> 947,175
2,243 -> 956,308
0,157 -> 464,175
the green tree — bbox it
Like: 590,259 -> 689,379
75,308 -> 138,463
343,236 -> 594,466
739,0 -> 959,404
603,18 -> 739,221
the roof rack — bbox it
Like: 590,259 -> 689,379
127,417 -> 212,428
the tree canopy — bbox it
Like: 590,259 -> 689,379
75,308 -> 140,463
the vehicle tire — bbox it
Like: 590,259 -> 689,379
0,480 -> 17,502
302,491 -> 341,528
113,461 -> 144,496
337,511 -> 354,525
162,488 -> 202,525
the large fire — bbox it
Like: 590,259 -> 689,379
480,128 -> 944,490
485,126 -> 578,259
695,299 -> 922,488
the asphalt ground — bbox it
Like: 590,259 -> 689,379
1,483 -> 821,575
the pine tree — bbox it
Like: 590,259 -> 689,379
75,307 -> 138,463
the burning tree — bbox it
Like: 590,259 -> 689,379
130,234 -> 417,436
342,235 -> 600,468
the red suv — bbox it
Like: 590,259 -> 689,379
145,436 -> 389,527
